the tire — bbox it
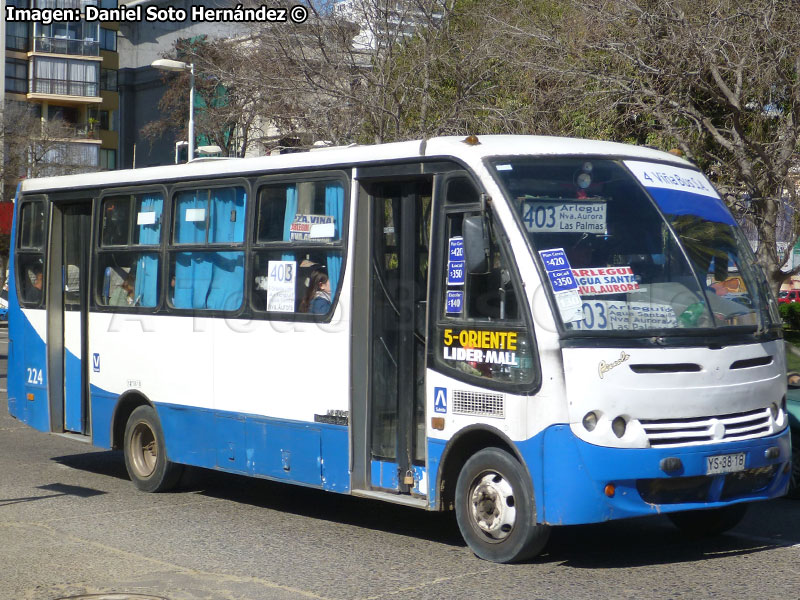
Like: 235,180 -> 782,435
668,503 -> 748,536
455,447 -> 550,563
787,430 -> 800,499
123,405 -> 183,492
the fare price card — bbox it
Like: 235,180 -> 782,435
539,248 -> 583,322
447,236 -> 466,287
446,290 -> 464,314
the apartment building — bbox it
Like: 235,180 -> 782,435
4,0 -> 119,186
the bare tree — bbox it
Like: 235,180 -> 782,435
2,101 -> 92,192
1,101 -> 93,288
501,0 -> 800,292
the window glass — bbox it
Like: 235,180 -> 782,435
100,68 -> 117,91
6,21 -> 28,52
132,195 -> 161,244
19,202 -> 45,249
96,252 -> 159,308
256,180 -> 343,243
101,197 -> 131,246
170,251 -> 244,311
101,193 -> 163,247
252,250 -> 341,314
174,186 -> 246,245
491,158 -> 772,333
5,58 -> 27,93
18,254 -> 44,306
434,178 -> 533,386
99,148 -> 116,170
100,27 -> 116,51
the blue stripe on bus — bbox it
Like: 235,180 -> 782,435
88,391 -> 351,493
7,308 -> 50,433
528,424 -> 791,524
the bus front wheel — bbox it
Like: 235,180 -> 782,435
455,447 -> 550,563
123,405 -> 183,492
667,503 -> 748,536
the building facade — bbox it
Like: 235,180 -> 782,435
3,0 -> 119,190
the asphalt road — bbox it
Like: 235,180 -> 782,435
2,325 -> 800,600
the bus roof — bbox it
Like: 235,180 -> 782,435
20,135 -> 692,194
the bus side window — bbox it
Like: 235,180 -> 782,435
434,177 -> 535,386
96,193 -> 163,309
17,201 -> 46,307
251,178 -> 346,316
168,186 -> 246,312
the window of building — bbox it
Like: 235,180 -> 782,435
99,148 -> 116,170
40,142 -> 98,174
48,104 -> 79,124
100,68 -> 117,91
5,58 -> 27,94
6,21 -> 29,51
100,27 -> 116,51
36,21 -> 99,55
32,56 -> 99,96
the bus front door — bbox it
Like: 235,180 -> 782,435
48,203 -> 91,435
352,178 -> 432,497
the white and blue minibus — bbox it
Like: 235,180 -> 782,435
7,135 -> 791,562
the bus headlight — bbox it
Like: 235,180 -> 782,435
583,411 -> 598,432
770,402 -> 779,420
612,416 -> 627,438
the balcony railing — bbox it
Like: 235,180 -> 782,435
58,123 -> 101,140
30,78 -> 99,98
33,36 -> 100,57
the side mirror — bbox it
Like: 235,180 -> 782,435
463,215 -> 489,274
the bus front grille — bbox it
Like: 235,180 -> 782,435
640,408 -> 772,447
636,465 -> 778,504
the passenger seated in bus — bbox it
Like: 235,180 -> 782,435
299,270 -> 331,314
109,273 -> 136,306
26,265 -> 43,303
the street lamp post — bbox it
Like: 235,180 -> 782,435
151,59 -> 195,162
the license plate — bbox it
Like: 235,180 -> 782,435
706,453 -> 746,475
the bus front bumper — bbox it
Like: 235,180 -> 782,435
523,425 -> 791,525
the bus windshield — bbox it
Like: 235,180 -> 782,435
490,158 -> 778,335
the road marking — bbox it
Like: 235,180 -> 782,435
733,532 -> 800,548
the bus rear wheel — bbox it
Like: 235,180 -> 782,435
123,405 -> 183,492
455,447 -> 550,563
668,503 -> 748,536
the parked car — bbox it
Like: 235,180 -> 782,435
0,289 -> 7,321
779,289 -> 800,304
786,372 -> 800,497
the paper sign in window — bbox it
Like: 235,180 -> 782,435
309,223 -> 336,239
266,260 -> 296,312
521,200 -> 607,234
137,211 -> 157,225
185,208 -> 206,222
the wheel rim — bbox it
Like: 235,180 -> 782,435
129,421 -> 158,479
469,471 -> 517,541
